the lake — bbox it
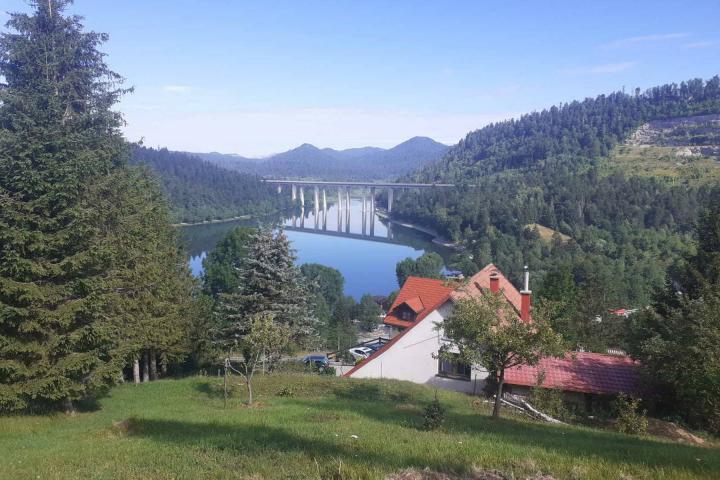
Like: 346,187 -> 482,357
179,199 -> 451,299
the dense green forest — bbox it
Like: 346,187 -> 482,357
194,136 -> 449,181
0,1 -> 205,412
130,146 -> 291,223
394,76 -> 720,351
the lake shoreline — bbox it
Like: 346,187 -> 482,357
171,215 -> 253,228
375,211 -> 463,250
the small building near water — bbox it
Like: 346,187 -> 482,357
345,263 -> 641,406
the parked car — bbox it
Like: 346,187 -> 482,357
303,355 -> 329,369
348,347 -> 374,361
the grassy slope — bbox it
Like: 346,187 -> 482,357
607,144 -> 720,184
0,375 -> 718,480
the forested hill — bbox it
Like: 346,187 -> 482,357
394,76 -> 720,352
130,146 -> 290,224
191,136 -> 449,181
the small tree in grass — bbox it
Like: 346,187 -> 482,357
441,293 -> 564,418
226,313 -> 289,405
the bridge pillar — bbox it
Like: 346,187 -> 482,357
277,185 -> 282,194
313,186 -> 319,217
291,184 -> 296,202
387,188 -> 394,213
345,189 -> 351,226
299,186 -> 305,208
338,187 -> 342,232
322,189 -> 327,212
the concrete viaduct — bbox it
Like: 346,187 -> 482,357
263,179 -> 455,215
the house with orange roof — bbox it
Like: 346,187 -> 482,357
346,264 -> 640,405
345,264 -> 528,393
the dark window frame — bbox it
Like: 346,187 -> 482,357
437,354 -> 471,381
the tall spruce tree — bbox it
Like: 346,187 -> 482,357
89,167 -> 196,383
0,1 -> 129,412
216,229 -> 317,355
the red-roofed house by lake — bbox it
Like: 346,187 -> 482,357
345,264 -> 641,407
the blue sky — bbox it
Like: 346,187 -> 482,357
1,0 -> 719,156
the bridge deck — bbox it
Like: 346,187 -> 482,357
263,179 -> 454,188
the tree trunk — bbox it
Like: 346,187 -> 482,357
133,356 -> 141,384
493,370 -> 505,418
246,378 -> 253,406
63,397 -> 75,416
142,351 -> 150,382
149,351 -> 158,381
160,353 -> 168,376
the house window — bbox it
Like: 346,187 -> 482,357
399,310 -> 415,321
437,354 -> 471,381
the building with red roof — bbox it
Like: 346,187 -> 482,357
345,264 -> 641,405
504,352 -> 640,409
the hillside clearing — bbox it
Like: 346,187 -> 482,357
524,224 -> 571,243
0,375 -> 717,480
607,144 -> 720,183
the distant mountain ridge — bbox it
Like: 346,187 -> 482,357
188,136 -> 449,181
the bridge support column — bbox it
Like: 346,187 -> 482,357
337,188 -> 342,231
345,188 -> 350,218
387,188 -> 394,213
291,184 -> 296,202
277,185 -> 282,194
314,186 -> 319,213
322,189 -> 327,212
299,187 -> 304,208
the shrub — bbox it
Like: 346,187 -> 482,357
422,394 -> 445,431
276,386 -> 296,397
529,387 -> 572,421
614,394 -> 648,435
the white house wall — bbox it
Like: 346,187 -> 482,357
350,302 -> 488,394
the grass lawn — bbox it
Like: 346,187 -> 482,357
1,374 -> 718,479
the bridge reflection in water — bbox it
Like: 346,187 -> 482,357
286,197 -> 395,242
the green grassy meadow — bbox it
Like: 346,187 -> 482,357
607,144 -> 720,184
1,374 -> 718,480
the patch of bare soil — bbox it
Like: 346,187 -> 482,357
646,418 -> 706,446
111,417 -> 140,436
387,468 -> 555,480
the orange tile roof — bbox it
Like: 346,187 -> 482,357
383,277 -> 454,329
345,277 -> 453,377
403,296 -> 425,313
451,263 -> 527,319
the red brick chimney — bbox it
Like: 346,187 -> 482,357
520,265 -> 531,322
489,271 -> 500,293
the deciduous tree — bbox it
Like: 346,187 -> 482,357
441,294 -> 564,418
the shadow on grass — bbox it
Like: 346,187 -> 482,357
284,394 -> 719,476
193,381 -> 228,400
129,417 -> 464,474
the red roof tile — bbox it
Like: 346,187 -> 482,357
504,352 -> 640,396
383,277 -> 454,329
451,263 -> 528,321
346,277 -> 453,377
403,296 -> 425,313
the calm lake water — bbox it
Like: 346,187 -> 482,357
179,199 -> 450,299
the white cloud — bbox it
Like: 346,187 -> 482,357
684,41 -> 718,49
121,107 -> 518,157
603,33 -> 689,48
161,85 -> 192,93
561,62 -> 636,76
